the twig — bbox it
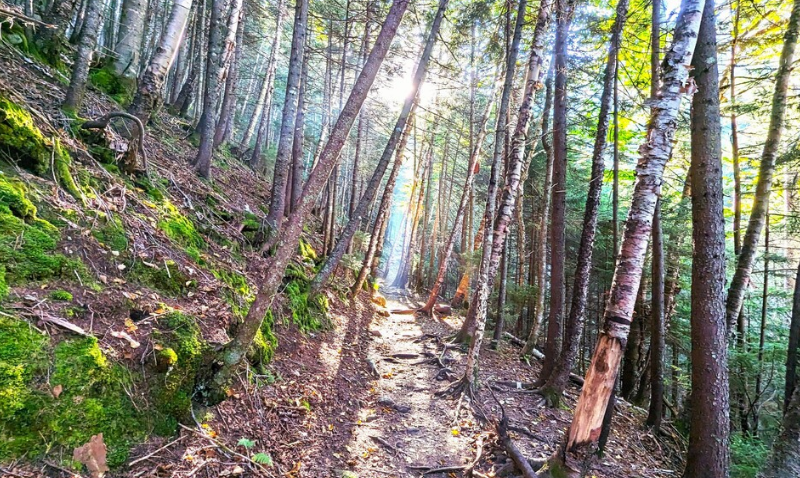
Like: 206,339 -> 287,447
128,435 -> 186,466
177,424 -> 273,476
0,6 -> 54,27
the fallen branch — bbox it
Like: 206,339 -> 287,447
489,388 -> 538,478
81,112 -> 148,175
0,6 -> 54,27
128,435 -> 186,466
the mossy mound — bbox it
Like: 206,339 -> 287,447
0,97 -> 84,201
49,290 -> 73,301
129,260 -> 194,296
157,201 -> 206,262
89,66 -> 135,106
91,212 -> 129,251
150,312 -> 208,432
0,317 -> 148,468
0,173 -> 90,288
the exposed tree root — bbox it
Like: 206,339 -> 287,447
489,387 -> 539,478
81,111 -> 148,175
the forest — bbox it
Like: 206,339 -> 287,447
0,0 -> 797,475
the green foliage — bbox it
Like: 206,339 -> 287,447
284,280 -> 327,333
237,437 -> 256,449
88,66 -> 135,105
248,310 -> 277,370
252,452 -> 273,465
0,173 -> 90,287
150,312 -> 207,432
0,319 -> 148,468
731,435 -> 769,478
49,290 -> 73,301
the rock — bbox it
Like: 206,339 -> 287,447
394,404 -> 411,413
377,396 -> 395,407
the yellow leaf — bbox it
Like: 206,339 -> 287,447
451,429 -> 460,436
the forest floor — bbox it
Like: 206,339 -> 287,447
0,40 -> 683,478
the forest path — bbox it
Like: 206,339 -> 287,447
330,288 -> 478,477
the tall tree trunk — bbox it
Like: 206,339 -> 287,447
203,0 -> 411,403
289,49 -> 309,213
646,0 -> 664,430
521,65 -> 554,356
786,260 -> 800,412
63,0 -> 105,111
682,0 -> 730,475
754,211 -> 770,436
192,0 -> 242,178
540,0 -> 705,473
451,219 -> 485,310
214,2 -> 245,147
445,0 -> 529,393
725,0 -> 800,330
539,0 -> 629,405
129,0 -> 193,123
243,0 -> 286,156
113,0 -> 149,78
266,0 -> 310,228
309,0 -> 449,294
538,0 -> 573,383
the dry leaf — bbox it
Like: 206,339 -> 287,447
73,434 -> 109,478
111,330 -> 141,348
52,384 -> 63,398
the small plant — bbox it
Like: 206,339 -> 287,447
49,290 -> 73,301
237,438 -> 272,467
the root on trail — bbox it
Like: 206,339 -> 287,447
489,387 -> 539,478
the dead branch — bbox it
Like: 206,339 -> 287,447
0,6 -> 54,27
489,387 -> 538,478
81,112 -> 148,175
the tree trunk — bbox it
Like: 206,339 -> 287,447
113,0 -> 149,78
759,386 -> 800,477
682,0 -> 730,475
540,0 -> 705,473
214,2 -> 245,147
451,219 -> 485,310
786,260 -> 800,411
243,0 -> 286,156
129,0 -> 193,123
266,0 -> 310,228
63,0 -> 105,111
192,0 -> 241,178
289,48 -> 309,213
447,0 -> 530,392
521,65 -> 554,356
203,0 -> 411,403
309,0 -> 448,294
754,210 -> 769,436
539,0 -> 628,405
538,0 -> 572,383
725,0 -> 800,331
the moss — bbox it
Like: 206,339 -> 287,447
298,238 -> 318,262
53,140 -> 85,202
158,202 -> 206,257
151,312 -> 207,431
0,266 -> 8,300
0,97 -> 50,174
129,260 -> 194,296
92,213 -> 128,251
284,280 -> 327,333
88,66 -> 135,106
0,322 -> 147,468
49,290 -> 73,301
0,174 -> 90,286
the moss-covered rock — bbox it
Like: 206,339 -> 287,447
0,173 -> 90,286
0,318 -> 148,468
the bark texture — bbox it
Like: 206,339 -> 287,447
63,0 -> 105,111
113,0 -> 149,77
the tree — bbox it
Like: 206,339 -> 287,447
538,0 -> 629,407
63,0 -> 105,111
242,0 -> 287,156
539,0 -> 705,473
193,0 -> 243,178
201,0 -> 412,402
759,380 -> 800,476
725,0 -> 800,331
129,0 -> 194,123
265,0 -> 310,228
682,0 -> 730,475
112,0 -> 149,78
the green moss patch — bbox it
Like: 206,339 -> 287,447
0,174 -> 90,287
0,97 -> 84,201
89,66 -> 135,106
0,318 -> 148,468
91,212 -> 129,251
49,290 -> 73,301
150,312 -> 207,432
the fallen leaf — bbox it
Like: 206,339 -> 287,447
52,384 -> 63,398
73,434 -> 109,478
111,330 -> 141,348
